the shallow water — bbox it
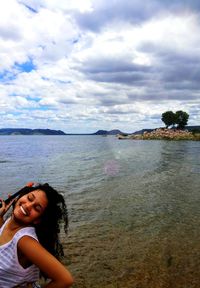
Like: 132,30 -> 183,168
0,136 -> 200,287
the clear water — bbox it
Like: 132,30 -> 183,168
0,136 -> 200,287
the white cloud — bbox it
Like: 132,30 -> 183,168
0,0 -> 199,133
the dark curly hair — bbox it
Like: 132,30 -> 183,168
15,183 -> 68,259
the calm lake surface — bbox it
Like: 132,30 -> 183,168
0,136 -> 200,287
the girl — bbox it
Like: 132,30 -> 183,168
0,183 -> 74,288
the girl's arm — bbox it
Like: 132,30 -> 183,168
0,183 -> 34,227
0,215 -> 3,228
0,199 -> 14,228
18,236 -> 74,288
0,199 -> 7,227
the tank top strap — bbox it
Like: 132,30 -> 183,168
14,226 -> 38,243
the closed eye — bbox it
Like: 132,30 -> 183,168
28,194 -> 34,201
34,205 -> 42,213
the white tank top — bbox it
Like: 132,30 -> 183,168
0,218 -> 40,288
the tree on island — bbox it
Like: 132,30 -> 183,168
161,111 -> 176,128
175,110 -> 189,129
161,110 -> 189,129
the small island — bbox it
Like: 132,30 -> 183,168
117,128 -> 200,141
118,110 -> 200,141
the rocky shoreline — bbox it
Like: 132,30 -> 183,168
118,128 -> 200,141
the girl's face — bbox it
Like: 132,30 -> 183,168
13,189 -> 48,225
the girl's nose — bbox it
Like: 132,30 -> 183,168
25,202 -> 33,211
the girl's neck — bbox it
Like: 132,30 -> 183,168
7,215 -> 28,231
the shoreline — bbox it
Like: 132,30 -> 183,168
117,128 -> 200,141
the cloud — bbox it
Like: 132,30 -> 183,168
0,0 -> 200,133
74,0 -> 200,32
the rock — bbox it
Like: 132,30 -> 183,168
118,128 -> 200,140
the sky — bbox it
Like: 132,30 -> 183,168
0,0 -> 200,133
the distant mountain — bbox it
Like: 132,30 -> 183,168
92,129 -> 124,135
186,126 -> 200,132
0,128 -> 124,136
2,126 -> 198,136
0,128 -> 66,135
132,128 -> 154,135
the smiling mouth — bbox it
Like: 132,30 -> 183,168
20,206 -> 28,216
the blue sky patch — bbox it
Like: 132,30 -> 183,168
15,59 -> 36,73
0,71 -> 17,82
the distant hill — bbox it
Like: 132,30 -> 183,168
1,126 -> 198,136
132,128 -> 154,135
92,129 -> 124,135
186,126 -> 200,132
0,128 -> 66,135
0,128 -> 124,136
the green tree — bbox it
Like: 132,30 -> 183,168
175,110 -> 189,129
161,111 -> 176,128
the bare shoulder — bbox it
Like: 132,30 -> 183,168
18,236 -> 74,287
